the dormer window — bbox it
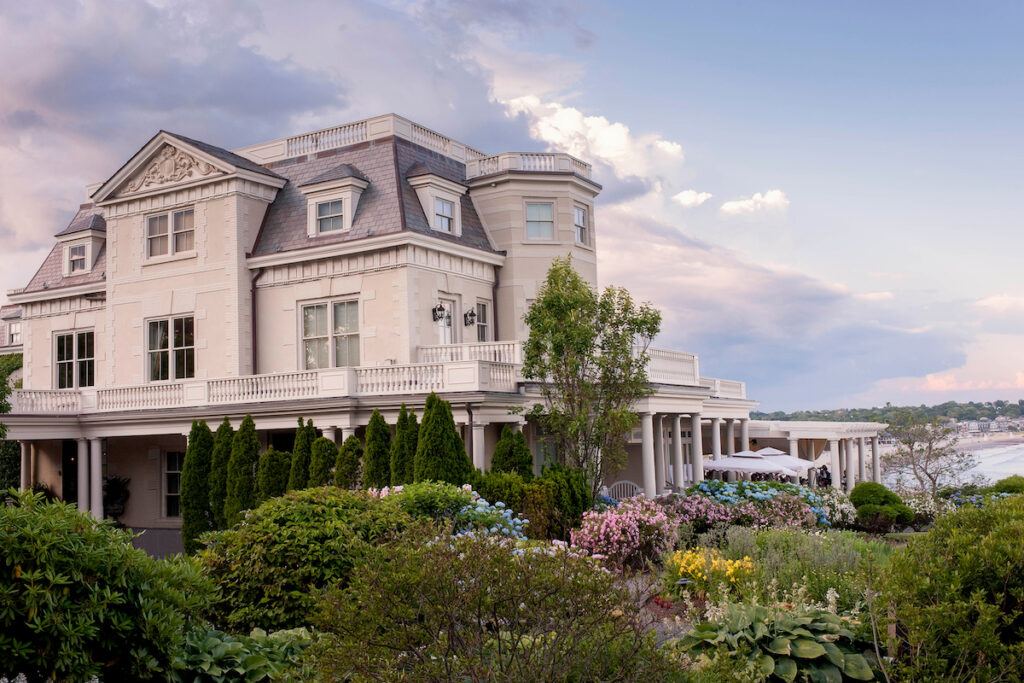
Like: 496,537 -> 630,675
434,198 -> 454,233
316,200 -> 344,233
147,208 -> 195,259
574,205 -> 589,245
69,245 -> 87,273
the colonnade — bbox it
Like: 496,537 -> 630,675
19,438 -> 104,519
639,414 -> 752,497
826,436 -> 882,491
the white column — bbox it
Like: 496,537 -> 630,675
828,439 -> 841,490
653,415 -> 665,494
725,419 -> 736,455
740,418 -> 750,451
857,437 -> 867,482
472,423 -> 487,471
77,439 -> 89,514
19,442 -> 30,491
341,426 -> 356,440
871,436 -> 881,483
323,427 -> 337,443
671,415 -> 684,488
89,438 -> 103,519
690,414 -> 704,483
845,439 -> 856,492
710,418 -> 722,460
788,438 -> 800,458
29,444 -> 37,488
641,412 -> 656,497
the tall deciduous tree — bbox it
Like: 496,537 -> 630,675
224,415 -> 259,526
256,447 -> 291,503
0,358 -> 18,490
208,417 -> 234,529
334,435 -> 363,488
180,420 -> 214,553
491,425 -> 533,479
522,257 -> 661,495
308,437 -> 337,487
363,410 -> 392,488
389,405 -> 418,485
414,393 -> 471,484
884,413 -> 978,496
287,418 -> 314,491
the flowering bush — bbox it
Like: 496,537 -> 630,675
370,482 -> 528,539
900,491 -> 956,526
664,493 -> 735,533
666,481 -> 825,530
456,497 -> 528,540
815,488 -> 857,528
667,547 -> 754,601
570,497 -> 677,570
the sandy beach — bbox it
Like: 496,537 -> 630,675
958,433 -> 1024,451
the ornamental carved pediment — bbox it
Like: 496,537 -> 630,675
117,144 -> 224,196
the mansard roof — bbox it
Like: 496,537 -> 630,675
22,242 -> 106,295
0,305 -> 21,321
299,163 -> 368,187
55,204 -> 106,237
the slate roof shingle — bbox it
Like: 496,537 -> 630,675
300,163 -> 369,186
55,205 -> 106,237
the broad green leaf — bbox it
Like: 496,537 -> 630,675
822,642 -> 845,668
766,636 -> 792,655
843,653 -> 875,681
774,657 -> 798,683
757,653 -> 775,676
791,638 -> 827,659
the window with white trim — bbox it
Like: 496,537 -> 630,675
434,197 -> 454,233
8,322 -> 21,345
147,208 -> 195,258
476,301 -> 490,342
574,205 -> 588,245
316,200 -> 344,233
164,451 -> 185,517
55,330 -> 94,389
526,202 -> 554,240
147,316 -> 194,381
69,245 -> 87,273
301,299 -> 359,370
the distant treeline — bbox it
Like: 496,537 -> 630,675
754,399 -> 1024,423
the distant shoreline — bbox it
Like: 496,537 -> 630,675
961,434 -> 1024,452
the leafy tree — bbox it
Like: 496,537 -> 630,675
363,410 -> 392,488
490,425 -> 533,479
334,435 -> 363,488
308,437 -> 337,487
884,414 -> 978,496
180,420 -> 214,554
287,418 -> 314,491
256,447 -> 291,503
208,418 -> 234,529
389,405 -> 418,485
224,415 -> 260,526
0,359 -> 18,490
414,393 -> 471,485
522,257 -> 661,495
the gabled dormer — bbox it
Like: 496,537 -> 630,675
406,163 -> 469,237
55,208 -> 106,277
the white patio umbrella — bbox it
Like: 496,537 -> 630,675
703,452 -> 799,478
755,447 -> 815,476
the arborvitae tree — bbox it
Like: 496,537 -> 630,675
334,435 -> 363,488
389,405 -> 418,485
256,447 -> 291,503
363,410 -> 392,488
308,437 -> 337,487
287,417 -> 314,491
179,420 -> 214,553
490,424 -> 534,480
224,415 -> 260,526
208,417 -> 234,529
414,393 -> 471,484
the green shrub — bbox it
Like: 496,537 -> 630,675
256,447 -> 291,504
471,469 -> 527,510
287,417 -> 314,491
310,525 -> 673,680
199,487 -> 411,631
540,463 -> 593,539
0,440 -> 18,491
334,435 -> 362,488
387,480 -> 472,519
849,481 -> 903,508
414,392 -> 471,484
224,415 -> 260,527
208,417 -> 234,529
990,474 -> 1024,494
677,602 -> 879,682
308,436 -> 336,487
0,492 -> 213,682
884,496 -> 1024,681
363,409 -> 392,488
521,478 -> 559,539
490,424 -> 534,479
849,482 -> 912,532
181,419 -> 215,554
389,405 -> 418,485
171,627 -> 313,683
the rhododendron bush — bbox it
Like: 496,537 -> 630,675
570,497 -> 677,569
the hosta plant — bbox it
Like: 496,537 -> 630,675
171,627 -> 313,682
677,602 -> 878,682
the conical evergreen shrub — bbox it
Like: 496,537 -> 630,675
490,425 -> 534,480
308,437 -> 337,487
180,419 -> 214,553
363,410 -> 392,488
256,447 -> 291,503
414,393 -> 471,484
287,418 -> 314,491
224,414 -> 260,526
334,435 -> 363,488
389,405 -> 418,485
208,417 -> 234,529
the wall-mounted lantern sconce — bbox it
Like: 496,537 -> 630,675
432,303 -> 446,322
463,309 -> 477,326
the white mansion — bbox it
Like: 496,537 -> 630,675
3,114 -> 883,553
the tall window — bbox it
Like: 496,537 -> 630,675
55,331 -> 94,389
164,451 -> 185,517
302,299 -> 359,369
526,202 -> 554,240
147,208 -> 195,258
148,316 -> 194,381
574,206 -> 588,244
69,245 -> 87,273
476,302 -> 489,342
434,197 -> 454,233
316,200 -> 344,233
8,322 -> 20,345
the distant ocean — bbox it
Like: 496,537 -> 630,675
969,441 -> 1024,482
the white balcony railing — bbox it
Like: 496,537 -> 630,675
11,390 -> 81,415
700,377 -> 747,399
645,347 -> 700,386
465,152 -> 592,180
418,341 -> 522,364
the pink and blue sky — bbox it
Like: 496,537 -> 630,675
0,0 -> 1021,410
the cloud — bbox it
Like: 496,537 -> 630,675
975,294 -> 1024,314
672,190 -> 713,208
856,291 -> 895,302
720,189 -> 790,216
